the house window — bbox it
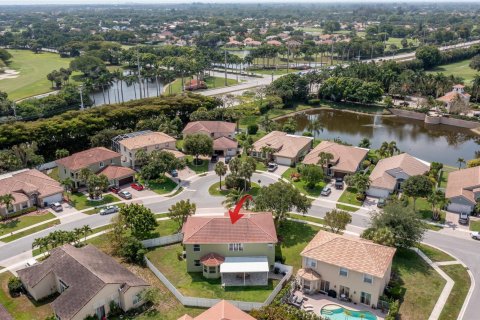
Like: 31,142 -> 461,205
363,274 -> 373,284
22,203 -> 28,209
209,267 -> 216,274
155,144 -> 160,149
339,267 -> 348,277
228,243 -> 243,251
64,169 -> 67,174
194,260 -> 201,267
320,280 -> 330,292
99,161 -> 105,168
132,293 -> 142,305
203,265 -> 208,273
193,244 -> 200,252
306,258 -> 317,268
303,280 -> 311,290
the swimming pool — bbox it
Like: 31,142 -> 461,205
320,304 -> 378,320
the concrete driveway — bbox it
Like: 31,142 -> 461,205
122,186 -> 158,199
362,196 -> 379,211
268,164 -> 290,178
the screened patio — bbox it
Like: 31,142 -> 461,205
220,256 -> 269,287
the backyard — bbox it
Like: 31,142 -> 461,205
0,49 -> 75,101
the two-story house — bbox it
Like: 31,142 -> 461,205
17,244 -> 149,320
446,166 -> 480,214
112,131 -> 180,168
302,141 -> 368,178
298,231 -> 396,308
181,212 -> 278,287
56,147 -> 135,188
437,84 -> 471,113
366,153 -> 430,199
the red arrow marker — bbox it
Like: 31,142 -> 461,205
228,194 -> 253,224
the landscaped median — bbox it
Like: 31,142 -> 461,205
68,192 -> 119,210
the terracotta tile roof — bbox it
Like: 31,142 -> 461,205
200,253 -> 225,267
437,91 -> 470,103
297,268 -> 321,281
182,212 -> 278,244
166,149 -> 186,158
97,165 -> 135,180
0,169 -> 63,206
179,300 -> 256,320
56,147 -> 120,171
213,137 -> 238,150
302,141 -> 368,173
17,244 -> 148,320
445,167 -> 480,204
252,131 -> 313,159
182,121 -> 236,135
369,153 -> 430,190
118,131 -> 176,150
301,231 -> 396,278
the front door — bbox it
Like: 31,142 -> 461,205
95,305 -> 105,319
320,280 -> 330,292
361,291 -> 372,306
339,285 -> 350,297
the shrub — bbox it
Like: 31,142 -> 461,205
119,236 -> 147,266
247,124 -> 259,135
308,98 -> 321,105
385,300 -> 400,320
8,277 -> 23,297
225,174 -> 250,190
362,160 -> 371,169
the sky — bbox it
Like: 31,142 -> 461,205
1,0 -> 479,4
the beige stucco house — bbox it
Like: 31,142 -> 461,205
17,244 -> 149,320
445,166 -> 480,214
437,84 -> 471,113
302,141 -> 368,178
182,212 -> 278,286
182,121 -> 236,139
56,147 -> 134,188
297,231 -> 396,308
0,169 -> 64,217
250,131 -> 313,166
178,300 -> 256,320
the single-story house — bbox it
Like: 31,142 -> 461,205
250,131 -> 313,166
213,136 -> 239,156
182,211 -> 278,286
445,166 -> 480,214
0,169 -> 64,216
178,300 -> 255,320
302,141 -> 368,178
182,121 -> 236,140
17,244 -> 149,320
297,230 -> 396,307
112,131 -> 178,168
367,153 -> 430,199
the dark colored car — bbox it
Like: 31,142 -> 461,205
118,191 -> 132,200
130,183 -> 144,191
377,198 -> 386,208
108,186 -> 120,194
334,177 -> 344,190
170,169 -> 178,177
211,154 -> 219,163
225,156 -> 232,164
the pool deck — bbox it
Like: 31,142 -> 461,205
294,291 -> 386,320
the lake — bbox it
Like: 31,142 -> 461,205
277,109 -> 480,166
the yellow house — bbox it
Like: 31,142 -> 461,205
297,231 -> 396,308
17,244 -> 149,320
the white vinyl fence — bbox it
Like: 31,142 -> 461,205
141,233 -> 183,248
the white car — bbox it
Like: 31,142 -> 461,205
99,205 -> 119,215
267,162 -> 278,172
471,232 -> 480,240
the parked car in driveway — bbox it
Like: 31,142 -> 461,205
170,169 -> 178,177
334,177 -> 344,190
459,212 -> 469,225
321,187 -> 332,196
377,198 -> 386,208
471,232 -> 480,240
225,156 -> 232,164
50,202 -> 63,212
108,186 -> 120,194
211,154 -> 218,163
100,205 -> 119,215
131,183 -> 144,191
267,162 -> 278,172
118,191 -> 132,199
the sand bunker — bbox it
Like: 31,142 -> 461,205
0,68 -> 20,80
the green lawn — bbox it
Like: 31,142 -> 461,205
186,156 -> 209,174
2,219 -> 60,242
470,220 -> 480,232
68,193 -> 119,210
288,213 -> 325,225
166,76 -> 238,94
0,272 -> 55,320
146,243 -> 278,302
208,181 -> 260,197
139,176 -> 177,195
439,264 -> 471,320
149,219 -> 181,238
1,50 -> 75,101
281,167 -> 326,197
0,211 -> 56,236
408,197 -> 446,224
417,244 -> 455,262
47,167 -> 60,181
336,187 -> 363,212
394,248 -> 446,320
427,59 -> 477,83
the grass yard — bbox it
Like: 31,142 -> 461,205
408,197 -> 446,224
47,167 -> 60,181
439,264 -> 471,320
208,181 -> 260,197
149,219 -> 181,238
186,156 -> 210,174
393,248 -> 446,320
166,76 -> 238,94
68,193 -> 119,210
281,167 -> 326,197
0,272 -> 55,320
336,187 -> 362,212
417,244 -> 455,262
0,211 -> 56,237
146,243 -> 278,302
470,220 -> 480,232
139,176 -> 177,195
427,59 -> 477,83
2,219 -> 60,242
1,50 -> 75,101
288,213 -> 325,225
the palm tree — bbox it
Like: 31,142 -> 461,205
214,161 -> 227,190
317,152 -> 334,173
222,189 -> 243,209
73,228 -> 83,245
457,157 -> 465,169
81,225 -> 92,242
427,190 -> 450,221
260,146 -> 275,163
0,193 -> 15,217
306,118 -> 323,142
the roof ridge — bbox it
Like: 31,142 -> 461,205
247,213 -> 277,242
183,216 -> 215,242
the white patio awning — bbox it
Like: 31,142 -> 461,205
220,256 -> 269,273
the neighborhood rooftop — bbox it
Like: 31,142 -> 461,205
252,131 -> 313,159
178,300 -> 256,320
55,147 -> 120,171
182,121 -> 236,135
301,230 -> 396,278
182,212 -> 278,244
117,131 -> 176,150
445,166 -> 480,204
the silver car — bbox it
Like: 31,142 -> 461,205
99,205 -> 119,215
471,232 -> 480,240
118,191 -> 132,200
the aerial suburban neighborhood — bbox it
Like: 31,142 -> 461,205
0,1 -> 480,320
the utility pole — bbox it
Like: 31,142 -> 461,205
79,86 -> 84,110
224,49 -> 228,86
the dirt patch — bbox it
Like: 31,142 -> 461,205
0,69 -> 19,80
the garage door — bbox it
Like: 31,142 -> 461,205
42,193 -> 63,206
447,203 -> 473,214
366,187 -> 390,199
275,156 -> 292,166
118,176 -> 134,186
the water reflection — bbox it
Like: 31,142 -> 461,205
278,109 -> 480,166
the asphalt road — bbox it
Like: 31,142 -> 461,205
0,171 -> 477,318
